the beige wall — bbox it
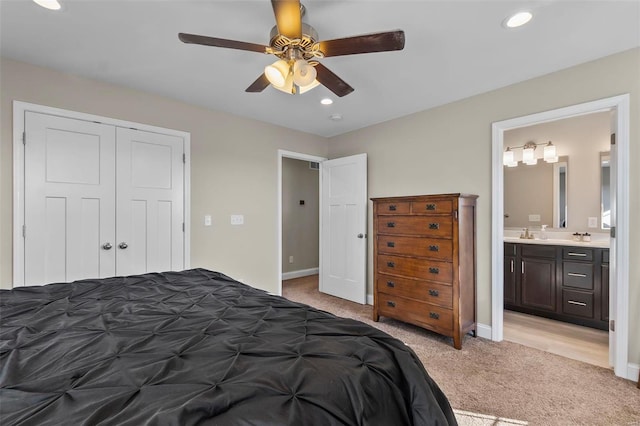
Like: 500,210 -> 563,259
504,160 -> 555,228
282,158 -> 319,273
504,111 -> 611,231
0,58 -> 328,293
327,48 -> 640,366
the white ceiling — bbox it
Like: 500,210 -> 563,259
1,0 -> 639,137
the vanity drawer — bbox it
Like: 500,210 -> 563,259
563,262 -> 594,290
377,201 -> 411,214
504,243 -> 517,256
377,293 -> 453,334
377,235 -> 453,261
410,200 -> 453,215
521,244 -> 556,259
378,255 -> 453,284
377,216 -> 453,238
602,249 -> 609,264
563,247 -> 594,261
376,274 -> 453,308
562,289 -> 594,319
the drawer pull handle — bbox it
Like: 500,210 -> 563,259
386,281 -> 395,288
388,205 -> 397,211
429,267 -> 439,274
428,289 -> 439,297
567,272 -> 587,278
387,261 -> 395,268
568,252 -> 587,257
387,241 -> 395,248
387,222 -> 396,228
429,312 -> 440,320
426,203 -> 436,211
387,301 -> 396,308
429,245 -> 439,252
429,223 -> 440,230
568,300 -> 587,307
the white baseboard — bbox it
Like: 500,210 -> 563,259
627,362 -> 639,382
367,294 -> 373,305
282,267 -> 318,281
476,323 -> 492,339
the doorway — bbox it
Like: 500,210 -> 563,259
491,95 -> 631,379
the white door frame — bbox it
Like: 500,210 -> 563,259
491,94 -> 630,379
277,149 -> 327,296
13,101 -> 191,285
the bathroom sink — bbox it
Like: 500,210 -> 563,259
502,236 -> 609,248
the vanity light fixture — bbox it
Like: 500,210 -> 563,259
503,140 -> 559,167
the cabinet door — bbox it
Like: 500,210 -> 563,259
601,263 -> 609,322
504,255 -> 517,305
520,257 -> 556,311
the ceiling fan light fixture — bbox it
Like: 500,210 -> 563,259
33,0 -> 61,10
265,59 -> 290,88
297,79 -> 320,94
293,59 -> 317,87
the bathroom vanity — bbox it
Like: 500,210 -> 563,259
504,240 -> 609,330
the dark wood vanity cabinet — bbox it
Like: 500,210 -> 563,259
504,242 -> 609,330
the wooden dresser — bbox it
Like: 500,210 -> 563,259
371,194 -> 478,349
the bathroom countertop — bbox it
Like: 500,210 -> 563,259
503,236 -> 610,249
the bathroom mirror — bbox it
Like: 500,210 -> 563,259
504,156 -> 568,229
600,152 -> 611,229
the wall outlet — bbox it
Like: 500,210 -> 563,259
289,256 -> 294,264
204,215 -> 212,226
528,214 -> 541,222
588,217 -> 598,228
230,214 -> 244,225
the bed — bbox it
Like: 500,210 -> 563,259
1,268 -> 456,425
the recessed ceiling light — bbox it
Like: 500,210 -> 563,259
320,98 -> 333,105
33,0 -> 62,10
504,11 -> 533,28
329,114 -> 343,121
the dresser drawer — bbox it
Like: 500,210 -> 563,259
562,289 -> 594,319
563,262 -> 594,290
377,216 -> 453,238
378,235 -> 453,261
378,255 -> 453,284
377,274 -> 453,308
410,199 -> 453,214
377,293 -> 453,334
377,201 -> 411,214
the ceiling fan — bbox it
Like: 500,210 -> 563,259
178,0 -> 405,97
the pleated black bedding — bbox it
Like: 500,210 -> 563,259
1,268 -> 456,425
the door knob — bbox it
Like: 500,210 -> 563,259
102,242 -> 112,250
119,242 -> 128,249
357,233 -> 365,239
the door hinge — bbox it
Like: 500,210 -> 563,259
183,153 -> 186,163
609,319 -> 615,332
22,132 -> 26,145
22,225 -> 26,238
182,223 -> 185,232
610,226 -> 616,238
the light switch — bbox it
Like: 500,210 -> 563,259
588,217 -> 598,228
231,215 -> 244,225
204,215 -> 212,226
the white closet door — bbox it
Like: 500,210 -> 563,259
24,112 -> 116,286
115,128 -> 184,276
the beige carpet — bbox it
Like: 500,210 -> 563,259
283,276 -> 640,426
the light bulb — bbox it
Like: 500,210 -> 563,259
293,60 -> 317,87
522,146 -> 536,165
543,141 -> 557,162
503,148 -> 514,166
265,60 -> 290,88
33,0 -> 61,10
505,11 -> 532,28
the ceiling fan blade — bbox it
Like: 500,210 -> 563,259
271,0 -> 302,39
178,33 -> 269,53
318,30 -> 405,57
314,63 -> 354,97
246,73 -> 271,93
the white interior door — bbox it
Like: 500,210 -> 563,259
320,154 -> 367,304
115,128 -> 185,276
608,132 -> 617,367
24,112 -> 116,285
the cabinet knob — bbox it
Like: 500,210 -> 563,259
102,242 -> 112,250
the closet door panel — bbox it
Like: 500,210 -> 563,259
116,128 -> 184,276
24,112 -> 116,285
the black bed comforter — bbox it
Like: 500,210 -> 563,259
1,269 -> 456,425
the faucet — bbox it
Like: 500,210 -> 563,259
520,227 -> 534,239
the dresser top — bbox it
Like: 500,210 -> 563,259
371,193 -> 479,202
